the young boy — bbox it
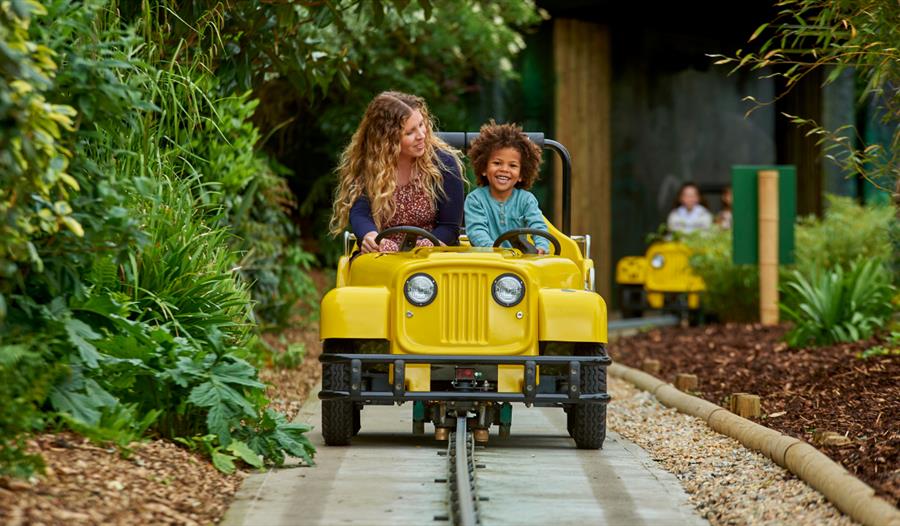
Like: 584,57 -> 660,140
464,121 -> 550,253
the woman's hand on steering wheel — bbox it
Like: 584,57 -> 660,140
360,231 -> 379,253
374,226 -> 442,252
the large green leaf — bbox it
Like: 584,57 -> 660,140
210,359 -> 265,389
50,373 -> 117,427
64,318 -> 102,368
211,450 -> 236,474
227,439 -> 264,469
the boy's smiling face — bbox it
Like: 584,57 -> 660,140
485,147 -> 521,200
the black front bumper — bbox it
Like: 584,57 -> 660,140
318,353 -> 611,406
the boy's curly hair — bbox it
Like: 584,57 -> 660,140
468,121 -> 543,190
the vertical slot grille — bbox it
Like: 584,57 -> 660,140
439,272 -> 488,344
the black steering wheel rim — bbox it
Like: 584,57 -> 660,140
374,226 -> 441,252
492,228 -> 561,255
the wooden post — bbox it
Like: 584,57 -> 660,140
758,170 -> 779,325
553,18 -> 611,301
641,359 -> 661,375
729,393 -> 761,418
674,373 -> 698,392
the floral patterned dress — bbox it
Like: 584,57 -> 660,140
379,181 -> 436,252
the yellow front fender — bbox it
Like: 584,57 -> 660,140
616,256 -> 647,285
538,289 -> 607,343
320,287 -> 390,340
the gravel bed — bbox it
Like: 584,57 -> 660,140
609,324 -> 898,502
607,376 -> 859,526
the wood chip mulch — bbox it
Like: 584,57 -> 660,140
608,323 -> 899,506
0,270 -> 331,525
260,327 -> 323,422
259,267 -> 328,421
0,433 -> 243,526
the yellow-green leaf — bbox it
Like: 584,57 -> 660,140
749,22 -> 768,42
59,173 -> 80,191
61,216 -> 84,237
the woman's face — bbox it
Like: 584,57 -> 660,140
485,147 -> 522,200
680,186 -> 700,209
399,109 -> 427,160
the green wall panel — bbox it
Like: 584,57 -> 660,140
732,165 -> 796,265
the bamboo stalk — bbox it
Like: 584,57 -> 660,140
758,170 -> 779,325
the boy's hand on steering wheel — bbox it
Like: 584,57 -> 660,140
361,231 -> 379,253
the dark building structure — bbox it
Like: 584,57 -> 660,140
466,1 -> 867,301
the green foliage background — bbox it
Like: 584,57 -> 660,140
0,0 -> 538,477
713,0 -> 900,196
706,0 -> 900,342
782,196 -> 896,346
684,196 -> 896,330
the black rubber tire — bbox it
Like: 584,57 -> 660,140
619,285 -> 644,319
687,309 -> 703,327
571,344 -> 608,450
322,360 -> 354,446
566,408 -> 574,437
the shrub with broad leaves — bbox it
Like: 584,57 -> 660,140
780,259 -> 895,347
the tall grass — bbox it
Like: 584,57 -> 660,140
0,0 -> 316,477
126,177 -> 254,347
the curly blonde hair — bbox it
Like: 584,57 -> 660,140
330,91 -> 461,235
468,121 -> 543,190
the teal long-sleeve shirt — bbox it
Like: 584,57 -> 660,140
464,186 -> 550,251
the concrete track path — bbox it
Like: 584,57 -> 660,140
223,386 -> 707,526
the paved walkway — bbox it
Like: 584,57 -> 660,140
223,387 -> 706,526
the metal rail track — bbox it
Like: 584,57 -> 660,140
447,416 -> 479,526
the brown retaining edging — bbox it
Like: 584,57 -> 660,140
608,362 -> 900,526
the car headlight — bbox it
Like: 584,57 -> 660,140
650,253 -> 665,269
492,273 -> 525,307
404,273 -> 437,306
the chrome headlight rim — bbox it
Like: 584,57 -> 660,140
650,253 -> 665,269
404,273 -> 437,307
492,273 -> 525,307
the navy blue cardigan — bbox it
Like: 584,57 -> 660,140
349,150 -> 465,246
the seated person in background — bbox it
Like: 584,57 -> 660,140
464,121 -> 550,253
715,185 -> 733,229
667,182 -> 712,234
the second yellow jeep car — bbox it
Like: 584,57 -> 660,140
319,132 -> 610,449
615,239 -> 705,321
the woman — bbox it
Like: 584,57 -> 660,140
330,91 -> 465,252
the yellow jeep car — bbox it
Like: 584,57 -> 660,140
319,132 -> 610,449
615,239 -> 705,321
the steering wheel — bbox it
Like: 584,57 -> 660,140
492,228 -> 561,255
374,226 -> 442,252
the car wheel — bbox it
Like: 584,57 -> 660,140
571,343 -> 608,450
566,407 -> 574,438
687,309 -> 704,327
322,354 -> 354,446
619,285 -> 644,319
